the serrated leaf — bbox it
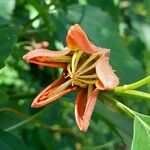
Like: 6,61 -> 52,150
131,114 -> 150,150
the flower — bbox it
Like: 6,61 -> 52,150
23,24 -> 119,132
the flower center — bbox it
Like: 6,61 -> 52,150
66,50 -> 100,88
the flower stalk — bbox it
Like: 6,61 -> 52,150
114,76 -> 150,93
114,76 -> 150,100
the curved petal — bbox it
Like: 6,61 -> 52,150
75,88 -> 99,132
95,80 -> 105,90
31,74 -> 76,108
96,57 -> 119,90
25,60 -> 66,68
23,49 -> 71,68
66,24 -> 108,54
23,49 -> 70,60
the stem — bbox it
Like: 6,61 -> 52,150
0,108 -> 26,119
0,107 -> 77,137
86,140 -> 117,150
5,109 -> 44,132
99,94 -> 135,119
114,76 -> 150,93
115,90 -> 150,100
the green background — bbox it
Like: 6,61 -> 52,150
0,0 -> 150,149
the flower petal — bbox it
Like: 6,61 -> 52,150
31,74 -> 76,108
96,56 -> 119,90
75,88 -> 99,132
23,49 -> 71,68
66,24 -> 108,54
95,80 -> 105,90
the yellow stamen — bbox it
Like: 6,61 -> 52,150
77,78 -> 97,84
47,79 -> 72,97
42,56 -> 71,63
79,74 -> 98,79
78,59 -> 99,76
67,50 -> 100,88
71,52 -> 78,73
67,64 -> 73,77
87,84 -> 94,99
76,54 -> 98,74
73,50 -> 84,72
73,80 -> 87,88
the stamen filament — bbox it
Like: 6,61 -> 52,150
73,80 -> 87,88
77,78 -> 96,84
71,52 -> 78,73
44,56 -> 71,63
79,74 -> 98,79
39,79 -> 72,101
73,50 -> 84,73
67,64 -> 73,77
78,59 -> 99,76
76,54 -> 98,74
47,79 -> 72,97
87,84 -> 94,99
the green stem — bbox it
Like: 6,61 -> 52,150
115,90 -> 150,100
5,109 -> 45,132
0,108 -> 26,119
15,41 -> 32,47
0,107 -> 77,137
99,94 -> 135,119
114,76 -> 150,93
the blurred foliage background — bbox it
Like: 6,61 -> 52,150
0,0 -> 150,149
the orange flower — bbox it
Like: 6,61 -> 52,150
23,24 -> 119,132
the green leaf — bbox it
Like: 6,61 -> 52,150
0,129 -> 28,150
0,26 -> 19,69
67,5 -> 144,84
96,99 -> 132,146
0,89 -> 9,104
87,0 -> 119,20
144,0 -> 150,21
131,114 -> 150,150
29,0 -> 49,25
131,19 -> 150,50
0,0 -> 15,20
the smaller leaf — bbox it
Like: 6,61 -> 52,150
131,113 -> 150,150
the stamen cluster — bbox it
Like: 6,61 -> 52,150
66,50 -> 99,88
